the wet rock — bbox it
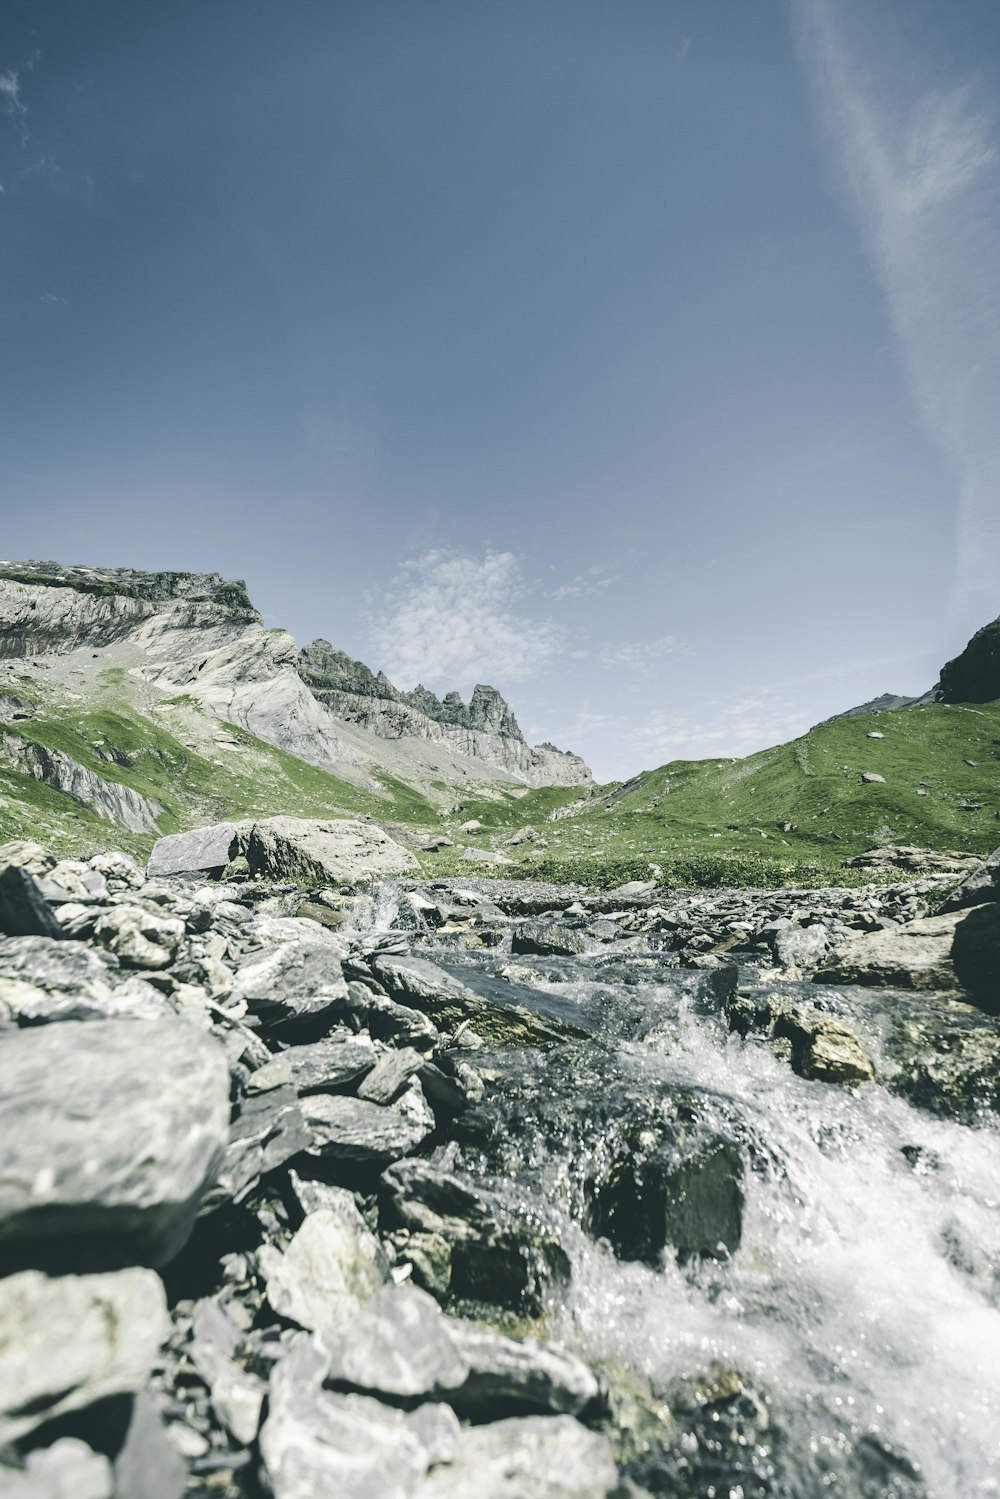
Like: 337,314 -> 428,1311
259,1203 -> 390,1331
511,921 -> 588,958
417,1413 -> 618,1499
370,954 -> 585,1046
234,936 -> 350,1037
246,815 -> 418,883
391,1229 -> 452,1295
0,1267 -> 167,1443
0,864 -> 64,940
772,922 -> 829,970
323,1283 -> 469,1397
445,1319 -> 602,1418
381,1158 -> 570,1314
92,904 -> 184,970
0,1019 -> 230,1265
776,1008 -> 875,1088
258,1336 -> 431,1499
951,903 -> 1000,1013
815,913 -> 962,989
2,1438 -> 114,1499
302,1094 -> 433,1167
147,821 -> 246,878
245,1031 -> 377,1095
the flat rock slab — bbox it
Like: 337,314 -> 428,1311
246,816 -> 418,884
0,1018 -> 230,1265
147,821 -> 248,878
235,938 -> 350,1037
371,955 -> 585,1046
302,1094 -> 432,1167
246,1031 -> 377,1095
814,913 -> 963,989
0,1267 -> 168,1443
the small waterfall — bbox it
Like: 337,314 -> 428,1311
338,878 -> 404,937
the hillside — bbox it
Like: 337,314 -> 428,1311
418,700 -> 1000,885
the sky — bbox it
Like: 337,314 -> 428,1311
1,0 -> 998,781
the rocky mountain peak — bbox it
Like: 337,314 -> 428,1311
937,615 -> 1000,705
0,560 -> 259,617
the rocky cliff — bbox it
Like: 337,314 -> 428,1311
298,640 -> 589,788
0,562 -> 591,796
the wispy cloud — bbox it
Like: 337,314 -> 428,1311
598,636 -> 685,674
0,69 -> 28,147
368,548 -> 560,692
552,565 -> 615,600
796,0 -> 1000,630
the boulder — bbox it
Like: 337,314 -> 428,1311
302,1094 -> 433,1167
323,1284 -> 469,1398
814,913 -> 963,989
245,1030 -> 376,1096
951,903 -> 1000,1013
938,848 -> 1000,913
0,1019 -> 230,1264
211,1085 -> 310,1206
91,905 -> 184,970
146,821 -> 247,878
259,1203 -> 389,1332
357,1046 -> 425,1104
370,954 -> 584,1046
445,1319 -> 601,1419
2,1438 -> 114,1499
511,921 -> 588,958
0,864 -> 64,940
0,935 -> 172,1026
774,1008 -> 874,1088
416,1413 -> 618,1499
234,936 -> 350,1037
246,816 -> 418,884
0,1267 -> 168,1443
258,1337 -> 434,1499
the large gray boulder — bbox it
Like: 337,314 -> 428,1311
0,1267 -> 168,1443
259,1202 -> 389,1332
323,1284 -> 469,1398
0,1019 -> 230,1264
938,847 -> 1000,913
246,816 -> 418,884
234,936 -> 350,1037
146,821 -> 248,878
814,913 -> 963,990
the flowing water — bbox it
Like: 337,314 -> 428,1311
361,889 -> 1000,1496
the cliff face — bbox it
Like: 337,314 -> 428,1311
0,564 -> 591,791
937,617 -> 1000,705
298,640 -> 591,788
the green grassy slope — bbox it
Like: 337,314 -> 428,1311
0,686 -> 440,859
417,702 -> 1000,886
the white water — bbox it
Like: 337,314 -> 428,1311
526,971 -> 1000,1496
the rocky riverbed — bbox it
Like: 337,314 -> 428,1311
1,822 -> 999,1497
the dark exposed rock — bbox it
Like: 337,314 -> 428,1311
937,847 -> 1000,913
370,953 -> 586,1046
301,1093 -> 433,1167
245,1031 -> 377,1096
0,865 -> 63,940
951,903 -> 1000,1013
511,921 -> 589,958
937,614 -> 1000,703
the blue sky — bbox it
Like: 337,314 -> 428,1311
2,0 -> 998,780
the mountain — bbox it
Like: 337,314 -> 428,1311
0,559 -> 589,859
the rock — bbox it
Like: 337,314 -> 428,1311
0,935 -> 172,1025
511,921 -> 588,958
258,1337 -> 432,1499
937,612 -> 1000,703
0,1267 -> 168,1443
463,848 -> 514,865
370,954 -> 584,1046
0,839 -> 55,876
860,772 -> 886,783
259,1203 -> 389,1331
937,847 -> 1000,913
146,821 -> 246,878
815,913 -> 962,989
2,1439 -> 114,1499
392,1229 -> 452,1296
0,1019 -> 230,1265
113,1391 -> 188,1499
609,880 -> 657,897
357,1046 -> 425,1104
324,1284 -> 469,1397
234,936 -> 349,1037
381,1159 -> 570,1315
92,905 -> 184,969
188,1298 -> 266,1444
951,903 -> 1000,1013
459,820 -> 484,833
416,1413 -> 618,1499
246,815 -> 418,883
245,1031 -> 377,1095
0,865 -> 64,939
212,1085 -> 310,1206
445,1319 -> 601,1418
302,1094 -> 433,1167
772,923 -> 828,970
775,1008 -> 875,1087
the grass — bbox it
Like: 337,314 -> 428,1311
412,702 -> 1000,888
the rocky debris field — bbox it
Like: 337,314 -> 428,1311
1,817 -> 1000,1497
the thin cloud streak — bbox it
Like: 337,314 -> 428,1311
796,0 -> 1000,631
